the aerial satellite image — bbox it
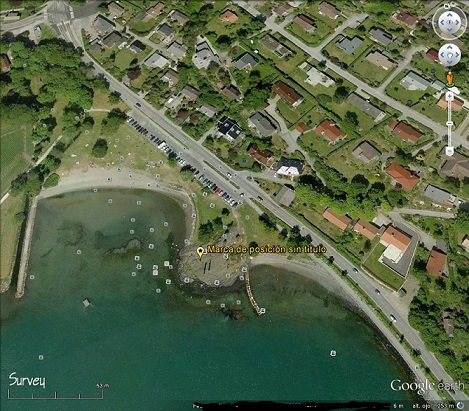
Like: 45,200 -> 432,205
0,0 -> 468,410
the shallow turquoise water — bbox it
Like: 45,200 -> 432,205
1,189 -> 413,410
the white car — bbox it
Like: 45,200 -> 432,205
390,315 -> 397,323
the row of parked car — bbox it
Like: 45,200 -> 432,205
126,116 -> 240,208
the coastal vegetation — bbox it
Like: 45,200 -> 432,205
406,211 -> 469,387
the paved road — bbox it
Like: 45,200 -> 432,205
394,208 -> 457,218
235,0 -> 468,150
5,4 -> 467,402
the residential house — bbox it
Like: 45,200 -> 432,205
147,3 -> 165,17
2,11 -> 20,21
259,34 -> 292,58
386,162 -> 420,190
275,157 -> 304,176
272,81 -> 303,107
426,249 -> 447,277
322,208 -> 352,231
169,10 -> 189,25
222,85 -> 241,101
220,10 -> 238,23
318,1 -> 340,19
439,148 -> 469,178
167,42 -> 187,60
296,122 -> 307,133
392,11 -> 419,29
144,52 -> 169,69
347,93 -> 385,122
192,41 -> 219,69
198,104 -> 218,118
400,71 -> 431,90
273,3 -> 292,16
161,68 -> 180,86
181,85 -> 200,102
89,40 -> 102,54
352,141 -> 381,163
369,27 -> 393,46
315,119 -> 346,144
462,235 -> 469,251
248,112 -> 277,137
1,54 -> 11,73
442,310 -> 454,338
387,121 -> 422,143
157,23 -> 175,44
107,1 -> 124,18
365,50 -> 396,70
425,48 -> 439,63
218,116 -> 243,142
335,36 -> 363,55
293,14 -> 316,33
129,40 -> 146,54
299,62 -> 335,87
424,185 -> 451,204
102,31 -> 125,48
380,226 -> 412,263
233,53 -> 258,70
354,219 -> 379,240
437,94 -> 464,111
276,185 -> 295,206
93,15 -> 115,36
247,143 -> 276,168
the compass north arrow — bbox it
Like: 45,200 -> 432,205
447,45 -> 453,49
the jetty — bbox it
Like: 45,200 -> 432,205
15,196 -> 39,299
244,271 -> 264,316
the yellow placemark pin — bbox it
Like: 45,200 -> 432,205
196,247 -> 205,260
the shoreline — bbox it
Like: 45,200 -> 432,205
12,165 -> 197,298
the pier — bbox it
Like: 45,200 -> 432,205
244,271 -> 264,316
16,196 -> 39,299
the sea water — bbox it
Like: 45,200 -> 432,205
1,189 -> 413,410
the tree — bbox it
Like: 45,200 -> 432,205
101,108 -> 126,135
221,208 -> 230,216
316,94 -> 332,105
108,91 -> 121,105
43,173 -> 60,188
333,86 -> 349,103
344,110 -> 359,129
91,138 -> 108,158
215,35 -> 231,50
14,212 -> 26,224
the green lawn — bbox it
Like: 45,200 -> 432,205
0,124 -> 33,196
351,53 -> 397,86
0,193 -> 26,286
275,80 -> 316,127
114,48 -> 140,71
385,70 -> 428,105
322,33 -> 372,66
295,205 -> 343,241
363,243 -> 406,290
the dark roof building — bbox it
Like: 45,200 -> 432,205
352,141 -> 381,163
259,34 -> 292,58
93,15 -> 115,36
273,3 -> 292,16
347,93 -> 385,121
392,10 -> 419,29
272,81 -> 303,107
335,36 -> 363,55
129,40 -> 146,54
221,85 -> 241,101
167,42 -> 187,60
293,14 -> 316,33
102,31 -> 125,48
218,116 -> 243,141
170,10 -> 189,25
439,148 -> 469,178
108,1 -> 125,17
157,23 -> 175,43
248,112 -> 277,137
276,185 -> 295,206
275,157 -> 304,176
161,68 -> 179,86
181,85 -> 200,101
198,104 -> 218,118
369,27 -> 393,46
425,48 -> 439,62
424,185 -> 451,204
233,53 -> 258,70
318,1 -> 340,19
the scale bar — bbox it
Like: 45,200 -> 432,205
8,389 -> 104,400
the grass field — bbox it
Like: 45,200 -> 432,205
351,53 -> 397,86
0,124 -> 33,196
363,243 -> 406,290
0,194 -> 26,286
322,33 -> 371,66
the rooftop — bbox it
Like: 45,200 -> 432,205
221,85 -> 241,101
437,94 -> 464,111
335,36 -> 363,55
318,1 -> 340,19
393,10 -> 419,28
275,157 -> 304,176
352,141 -> 381,163
272,81 -> 302,106
170,10 -> 189,25
247,143 -> 275,168
381,226 -> 411,251
369,27 -> 393,46
248,112 -> 277,137
386,162 -> 420,190
322,208 -> 352,231
233,53 -> 258,70
424,185 -> 451,204
426,249 -> 447,277
145,52 -> 169,69
293,14 -> 316,32
400,71 -> 431,91
220,10 -> 238,23
387,121 -> 422,143
276,185 -> 296,207
347,93 -> 384,120
354,219 -> 379,240
365,50 -> 396,70
315,119 -> 346,143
